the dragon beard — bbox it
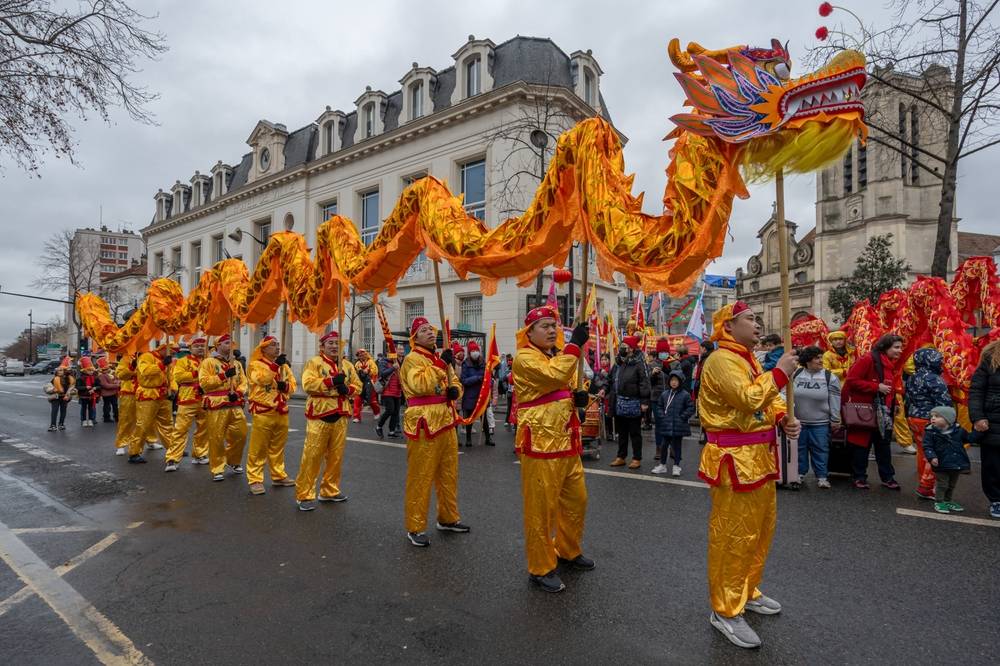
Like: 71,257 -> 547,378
739,114 -> 866,182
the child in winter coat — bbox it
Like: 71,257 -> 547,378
652,371 -> 695,476
924,405 -> 979,514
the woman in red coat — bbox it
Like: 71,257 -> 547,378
842,335 -> 904,490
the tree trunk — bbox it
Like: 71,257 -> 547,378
931,0 -> 967,278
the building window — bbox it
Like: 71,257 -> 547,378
324,119 -> 335,154
842,148 -> 853,195
320,200 -> 338,222
403,299 -> 424,325
100,250 -> 115,259
359,307 -> 378,355
410,80 -> 424,120
118,237 -> 128,245
858,140 -> 867,188
118,251 -> 127,260
212,235 -> 224,263
584,69 -> 595,106
460,158 -> 486,220
910,105 -> 920,185
100,263 -> 117,274
898,103 -> 907,181
465,56 -> 481,97
458,294 -> 482,331
361,190 -> 380,245
256,220 -> 271,245
170,247 -> 182,281
191,241 -> 202,287
364,103 -> 375,138
154,252 -> 164,276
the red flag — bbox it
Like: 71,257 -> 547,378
632,291 -> 646,332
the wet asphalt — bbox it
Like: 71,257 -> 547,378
0,374 -> 997,665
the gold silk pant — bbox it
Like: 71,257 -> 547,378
404,428 -> 460,533
707,475 -> 776,617
115,394 -> 136,449
296,418 -> 348,501
131,399 -> 173,456
247,412 -> 291,485
893,397 -> 913,446
166,404 -> 207,463
204,408 -> 248,475
519,454 -> 587,576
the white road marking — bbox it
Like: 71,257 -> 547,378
11,525 -> 96,534
896,508 -> 999,528
0,519 -> 151,664
514,460 -> 708,489
1,439 -> 71,463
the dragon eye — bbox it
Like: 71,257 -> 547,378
773,62 -> 790,80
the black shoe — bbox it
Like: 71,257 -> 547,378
297,500 -> 316,511
318,493 -> 349,503
407,531 -> 430,547
375,425 -> 384,438
464,439 -> 473,447
558,554 -> 596,571
435,521 -> 471,533
387,431 -> 401,439
485,438 -> 495,447
58,424 -> 66,430
128,455 -> 147,464
529,570 -> 565,593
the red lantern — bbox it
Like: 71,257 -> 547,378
815,26 -> 829,40
818,2 -> 833,17
552,269 -> 572,284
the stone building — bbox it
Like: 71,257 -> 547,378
141,36 -> 623,377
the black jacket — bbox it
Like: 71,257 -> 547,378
655,372 -> 695,437
923,425 -> 976,471
968,356 -> 1000,447
610,354 -> 651,408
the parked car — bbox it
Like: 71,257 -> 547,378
29,360 -> 60,374
3,359 -> 26,376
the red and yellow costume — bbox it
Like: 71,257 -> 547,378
352,350 -> 381,420
401,317 -> 463,533
697,302 -> 787,618
821,331 -> 854,382
513,306 -> 588,576
247,336 -> 297,486
197,335 -> 248,475
131,344 -> 174,456
115,353 -> 138,451
297,331 -> 362,501
166,339 -> 208,464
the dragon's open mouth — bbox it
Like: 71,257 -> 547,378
780,67 -> 866,124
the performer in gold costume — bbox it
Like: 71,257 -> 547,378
513,306 -> 594,593
165,335 -> 209,471
296,331 -> 361,510
130,341 -> 175,464
246,335 -> 297,495
198,334 -> 248,482
697,301 -> 799,649
400,317 -> 468,547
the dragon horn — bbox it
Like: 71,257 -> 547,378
667,38 -> 697,72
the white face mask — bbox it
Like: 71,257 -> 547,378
658,352 -> 669,360
470,351 -> 481,360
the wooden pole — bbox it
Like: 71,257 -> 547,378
336,282 -> 344,361
279,303 -> 288,356
774,169 -> 794,416
574,242 -> 590,389
433,259 -> 448,349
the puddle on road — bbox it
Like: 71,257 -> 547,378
85,497 -> 206,533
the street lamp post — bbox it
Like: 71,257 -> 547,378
27,309 -> 32,363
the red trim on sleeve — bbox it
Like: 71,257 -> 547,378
323,376 -> 334,388
563,343 -> 581,358
771,368 -> 788,390
218,372 -> 227,382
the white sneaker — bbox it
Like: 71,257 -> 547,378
900,445 -> 917,454
709,612 -> 761,649
164,461 -> 179,472
650,464 -> 668,475
817,478 -> 831,489
672,465 -> 682,477
191,456 -> 209,465
114,447 -> 126,456
744,593 -> 782,615
147,442 -> 164,450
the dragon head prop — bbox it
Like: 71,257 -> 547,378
668,38 -> 867,177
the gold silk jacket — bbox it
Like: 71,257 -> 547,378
822,348 -> 855,382
354,357 -> 378,381
512,344 -> 581,458
116,355 -> 137,395
697,345 -> 787,490
135,352 -> 169,401
248,358 -> 297,415
301,354 -> 361,419
400,347 -> 461,438
171,355 -> 203,405
198,354 -> 247,410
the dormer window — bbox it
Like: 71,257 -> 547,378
315,107 -> 346,158
571,50 -> 604,111
584,69 -> 595,106
410,81 -> 424,120
324,120 -> 335,153
364,103 -> 375,138
465,56 -> 481,97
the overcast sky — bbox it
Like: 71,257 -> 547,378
0,0 -> 995,345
